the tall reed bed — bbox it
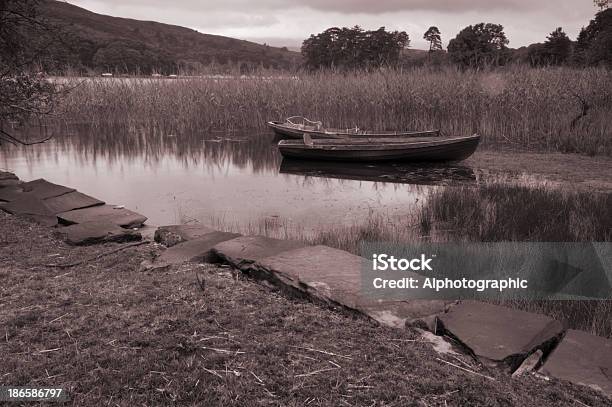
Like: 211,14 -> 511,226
57,66 -> 612,155
421,183 -> 612,242
421,183 -> 612,337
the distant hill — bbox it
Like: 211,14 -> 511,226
36,0 -> 301,73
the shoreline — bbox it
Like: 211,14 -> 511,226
1,170 -> 612,403
1,210 -> 611,406
466,149 -> 612,193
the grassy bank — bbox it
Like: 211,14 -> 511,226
4,213 -> 610,406
56,67 -> 612,156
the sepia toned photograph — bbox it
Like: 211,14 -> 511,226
1,0 -> 611,405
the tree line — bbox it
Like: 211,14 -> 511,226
301,26 -> 409,69
302,4 -> 612,70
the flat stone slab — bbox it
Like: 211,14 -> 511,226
0,185 -> 25,202
212,235 -> 307,268
0,178 -> 21,188
21,179 -> 75,200
437,301 -> 564,369
44,191 -> 104,214
0,172 -> 20,188
149,231 -> 241,269
0,171 -> 18,181
56,221 -> 142,246
539,329 -> 612,396
154,224 -> 216,247
258,245 -> 364,299
0,171 -> 20,193
1,195 -> 57,226
58,205 -> 147,228
257,245 -> 449,324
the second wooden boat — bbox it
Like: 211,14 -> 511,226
267,117 -> 439,139
278,134 -> 481,162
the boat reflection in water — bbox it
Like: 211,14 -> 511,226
279,159 -> 477,186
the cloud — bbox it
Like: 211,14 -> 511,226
69,0 -> 598,49
73,0 -> 590,15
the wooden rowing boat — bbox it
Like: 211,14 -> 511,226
266,119 -> 439,139
277,134 -> 481,162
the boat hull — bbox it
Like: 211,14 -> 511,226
267,121 -> 439,139
278,135 -> 481,162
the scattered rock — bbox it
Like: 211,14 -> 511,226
147,231 -> 241,270
154,224 -> 216,247
212,235 -> 307,270
409,314 -> 440,333
56,221 -> 142,245
420,329 -> 461,356
137,225 -> 158,241
361,300 -> 451,329
512,350 -> 543,378
539,329 -> 612,396
58,205 -> 147,228
437,301 -> 564,371
44,191 -> 104,214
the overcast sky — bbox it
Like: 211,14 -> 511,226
69,0 -> 600,50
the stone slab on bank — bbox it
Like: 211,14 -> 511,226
148,231 -> 241,270
154,224 -> 217,247
58,205 -> 147,228
0,171 -> 18,181
0,195 -> 58,226
212,235 -> 307,269
256,245 -> 449,324
21,179 -> 75,200
437,301 -> 564,370
0,185 -> 26,202
44,191 -> 105,214
539,329 -> 612,396
56,221 -> 142,245
0,171 -> 20,188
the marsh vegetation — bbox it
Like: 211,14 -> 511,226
55,67 -> 612,156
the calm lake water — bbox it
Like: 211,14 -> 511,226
0,126 -> 480,234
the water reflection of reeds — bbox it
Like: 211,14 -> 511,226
4,122 -> 282,172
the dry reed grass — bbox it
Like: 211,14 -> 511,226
56,66 -> 612,156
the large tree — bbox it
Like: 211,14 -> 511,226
526,27 -> 572,67
575,8 -> 612,67
447,23 -> 509,68
0,0 -> 63,145
545,27 -> 572,65
593,0 -> 610,10
301,26 -> 409,69
423,26 -> 443,52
